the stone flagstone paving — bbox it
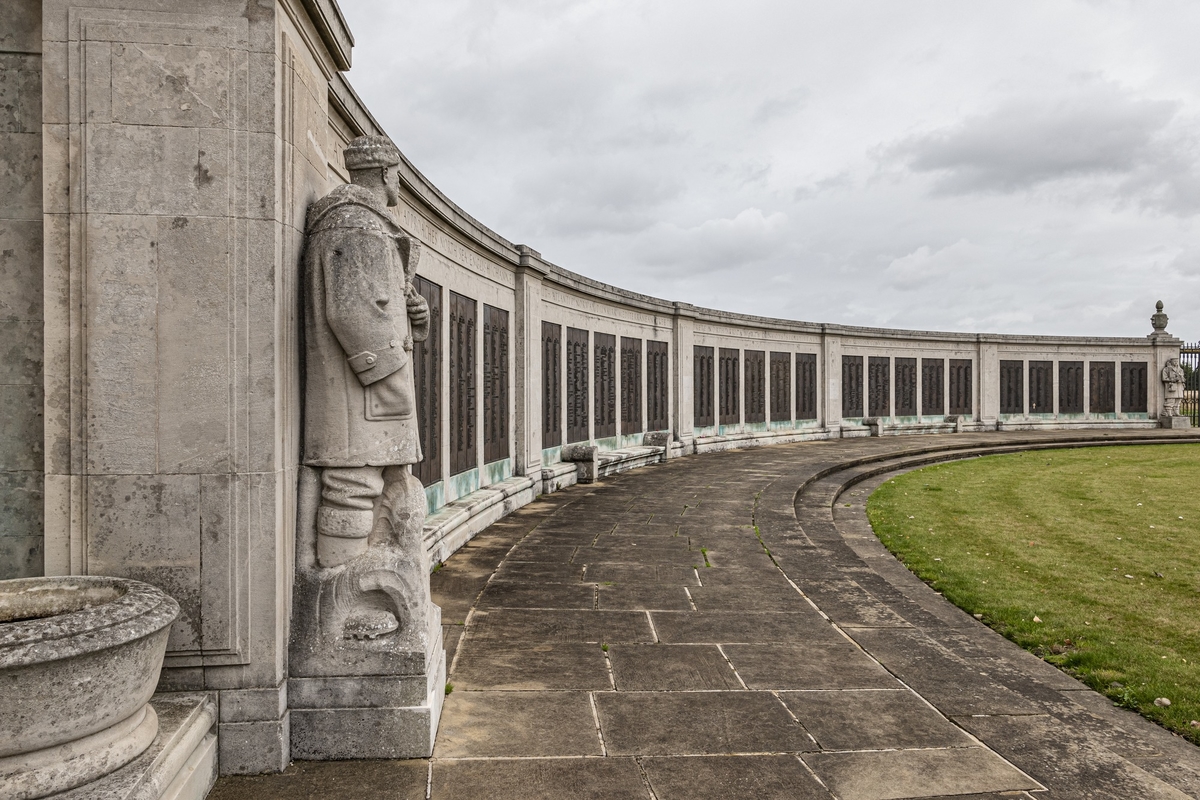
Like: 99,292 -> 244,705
213,431 -> 1200,800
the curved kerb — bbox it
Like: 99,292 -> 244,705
428,429 -> 1200,800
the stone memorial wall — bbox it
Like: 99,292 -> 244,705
0,0 -> 1186,780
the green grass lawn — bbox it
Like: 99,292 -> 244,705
866,443 -> 1200,743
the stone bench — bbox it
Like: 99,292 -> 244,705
559,433 -> 671,484
863,416 -> 963,436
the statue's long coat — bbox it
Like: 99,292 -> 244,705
302,184 -> 426,467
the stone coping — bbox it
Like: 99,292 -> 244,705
0,577 -> 179,666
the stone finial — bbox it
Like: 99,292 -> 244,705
1151,300 -> 1169,334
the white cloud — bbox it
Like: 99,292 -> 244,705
340,0 -> 1200,340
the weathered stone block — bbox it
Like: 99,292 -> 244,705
86,474 -> 203,653
0,218 -> 44,319
0,131 -> 42,220
218,715 -> 290,776
110,41 -> 230,129
218,685 -> 287,725
0,383 -> 42,472
155,214 -> 231,474
0,0 -> 41,55
1160,415 -> 1191,429
0,533 -> 42,579
86,124 -> 229,217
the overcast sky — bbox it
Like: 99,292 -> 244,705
340,0 -> 1200,340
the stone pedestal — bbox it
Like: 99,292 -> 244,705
1160,415 -> 1192,429
288,467 -> 444,760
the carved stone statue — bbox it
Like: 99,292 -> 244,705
300,134 -> 432,641
289,136 -> 444,759
1162,357 -> 1186,417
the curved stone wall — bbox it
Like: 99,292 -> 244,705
1,0 -> 1186,776
322,73 -> 1181,560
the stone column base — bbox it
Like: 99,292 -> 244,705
289,629 -> 445,760
1160,415 -> 1192,429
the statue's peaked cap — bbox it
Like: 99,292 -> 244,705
344,135 -> 401,170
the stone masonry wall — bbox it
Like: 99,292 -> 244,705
0,0 -> 44,580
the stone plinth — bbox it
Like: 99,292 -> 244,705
289,467 -> 444,759
1160,415 -> 1192,429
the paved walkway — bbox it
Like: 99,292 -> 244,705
214,430 -> 1200,800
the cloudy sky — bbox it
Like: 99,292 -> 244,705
340,0 -> 1200,340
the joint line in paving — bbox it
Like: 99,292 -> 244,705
644,610 -> 660,643
682,585 -> 697,611
714,643 -> 749,690
588,691 -> 608,757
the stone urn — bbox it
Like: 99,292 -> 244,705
0,576 -> 179,800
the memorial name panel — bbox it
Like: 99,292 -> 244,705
542,322 -> 562,447
449,291 -> 477,476
413,275 -> 442,486
567,327 -> 589,443
770,352 -> 791,422
1000,360 -> 1024,415
621,337 -> 643,435
921,358 -> 944,416
1090,361 -> 1115,414
744,350 -> 766,424
719,348 -> 740,426
1059,361 -> 1084,415
1121,361 -> 1148,413
647,340 -> 669,431
797,353 -> 817,420
482,304 -> 509,464
895,357 -> 916,417
843,355 -> 864,418
694,345 -> 715,428
868,356 -> 890,418
1029,361 -> 1053,414
949,358 -> 972,416
595,332 -> 617,439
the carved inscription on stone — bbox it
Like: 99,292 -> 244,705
483,304 -> 509,463
621,337 -> 643,435
797,353 -> 817,420
542,322 -> 562,447
567,327 -> 589,443
694,346 -> 715,428
595,333 -> 617,439
842,355 -> 864,418
647,340 -> 669,431
449,291 -> 477,475
770,352 -> 791,422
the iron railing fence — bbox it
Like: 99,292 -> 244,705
1182,342 -> 1200,428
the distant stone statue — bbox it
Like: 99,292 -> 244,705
299,134 -> 433,643
1162,357 -> 1185,417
